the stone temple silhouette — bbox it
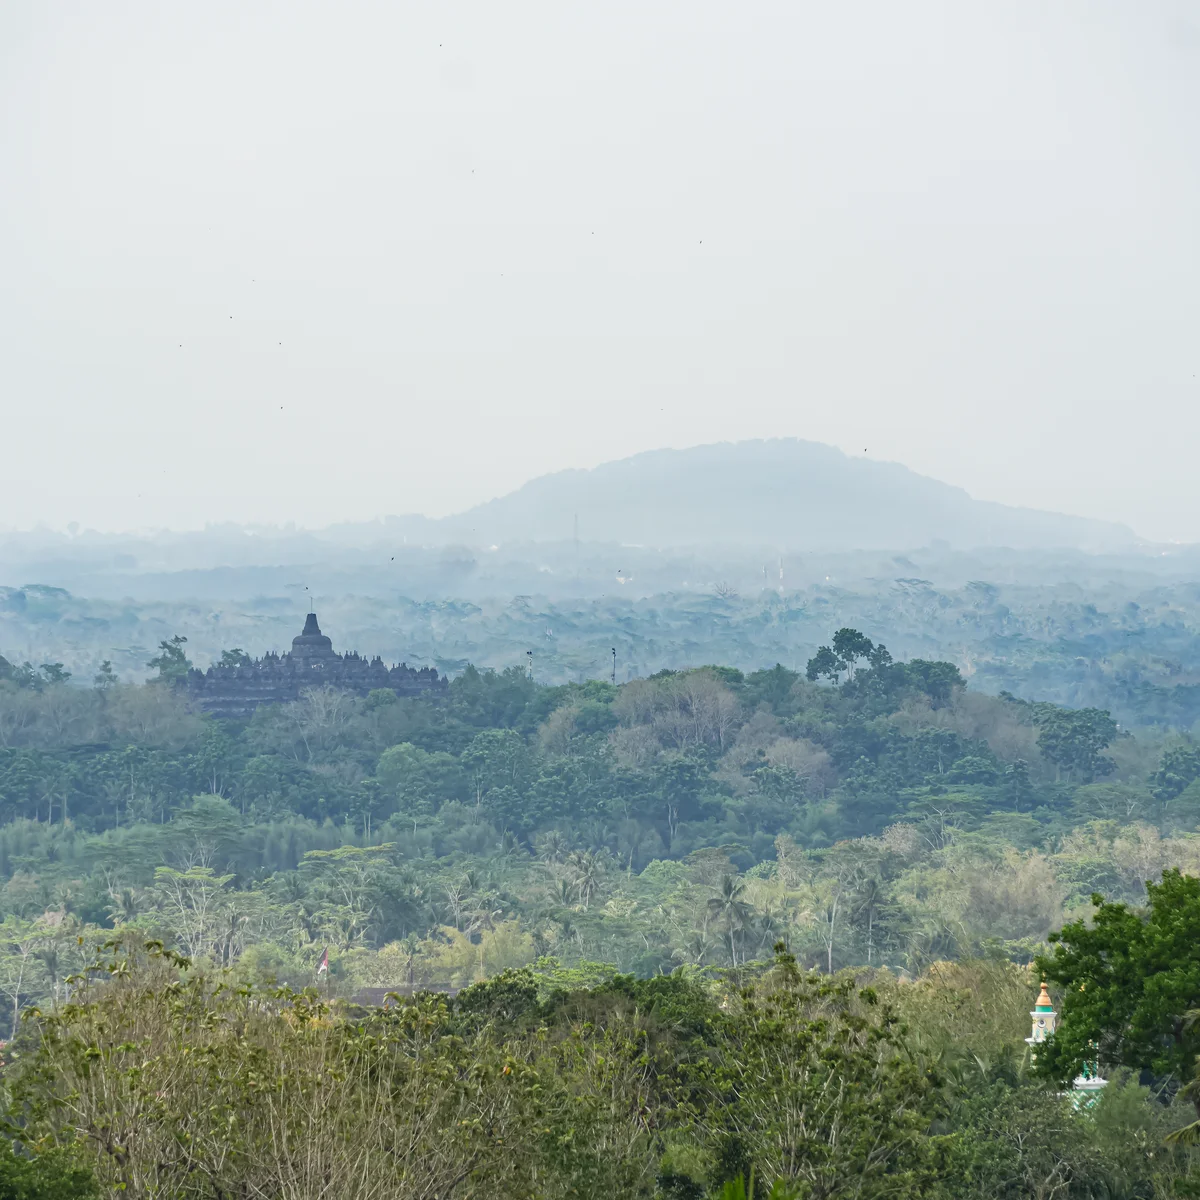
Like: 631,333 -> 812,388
184,612 -> 445,718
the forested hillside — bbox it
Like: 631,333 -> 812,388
2,632 -> 1200,1194
0,629 -> 1197,1008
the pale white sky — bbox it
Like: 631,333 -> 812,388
2,1 -> 1198,540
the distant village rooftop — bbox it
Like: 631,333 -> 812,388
184,612 -> 444,718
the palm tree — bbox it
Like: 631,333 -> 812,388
556,914 -> 585,954
550,875 -> 575,908
752,904 -> 787,960
106,886 -> 142,927
276,871 -> 306,904
535,830 -> 570,866
707,874 -> 753,966
616,819 -> 649,875
672,931 -> 713,967
567,850 -> 607,911
499,830 -> 522,860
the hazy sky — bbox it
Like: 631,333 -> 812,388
2,1 -> 1198,540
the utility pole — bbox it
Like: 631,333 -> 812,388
526,650 -> 533,681
611,647 -> 617,685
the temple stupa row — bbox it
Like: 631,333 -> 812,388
184,612 -> 445,718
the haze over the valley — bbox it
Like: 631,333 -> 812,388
3,2 -> 1200,540
2,2 -> 1198,712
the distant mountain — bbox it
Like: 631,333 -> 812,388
404,440 -> 1138,552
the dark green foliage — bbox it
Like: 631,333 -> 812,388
806,645 -> 845,684
453,965 -> 541,1027
1001,759 -> 1036,810
0,1144 -> 97,1200
897,659 -> 964,708
1154,741 -> 1200,801
1036,868 -> 1200,1099
657,1171 -> 706,1199
448,663 -> 540,731
742,665 -> 801,716
1035,706 -> 1119,783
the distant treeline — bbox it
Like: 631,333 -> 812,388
6,569 -> 1200,728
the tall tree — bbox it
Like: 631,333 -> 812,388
805,646 -> 846,685
146,635 -> 191,684
1035,707 -> 1118,783
831,628 -> 875,679
1035,868 -> 1200,1115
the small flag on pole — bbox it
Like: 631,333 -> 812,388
317,946 -> 329,976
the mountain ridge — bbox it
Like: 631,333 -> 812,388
395,439 -> 1138,552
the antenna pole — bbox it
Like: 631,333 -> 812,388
611,647 -> 617,686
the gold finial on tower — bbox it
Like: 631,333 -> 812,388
1028,981 -> 1057,1047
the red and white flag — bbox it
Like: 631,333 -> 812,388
316,946 -> 329,976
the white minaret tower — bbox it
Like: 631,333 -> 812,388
1026,981 -> 1056,1051
1026,980 -> 1107,1104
